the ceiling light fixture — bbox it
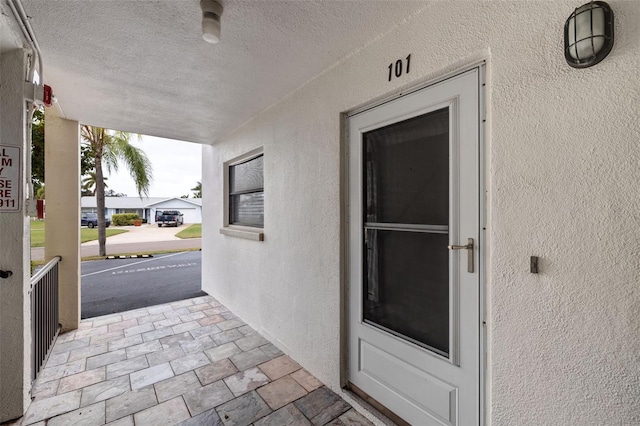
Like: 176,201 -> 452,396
201,0 -> 223,44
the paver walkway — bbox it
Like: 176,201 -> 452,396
18,295 -> 374,426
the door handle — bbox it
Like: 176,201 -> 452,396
448,238 -> 474,273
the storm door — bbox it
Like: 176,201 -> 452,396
347,68 -> 481,426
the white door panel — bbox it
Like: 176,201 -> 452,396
347,68 -> 481,425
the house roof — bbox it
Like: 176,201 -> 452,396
17,1 -> 425,144
81,196 -> 202,209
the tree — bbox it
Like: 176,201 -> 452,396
80,143 -> 96,176
80,126 -> 153,256
81,172 -> 107,196
105,189 -> 127,197
31,108 -> 45,195
31,109 -> 93,195
191,181 -> 202,198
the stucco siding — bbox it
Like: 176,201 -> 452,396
0,49 -> 32,423
202,1 -> 640,424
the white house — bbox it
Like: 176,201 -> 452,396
1,1 -> 639,425
81,196 -> 202,224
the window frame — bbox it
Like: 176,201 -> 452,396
221,147 -> 265,241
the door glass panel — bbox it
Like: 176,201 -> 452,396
362,107 -> 450,357
364,230 -> 449,355
363,108 -> 449,225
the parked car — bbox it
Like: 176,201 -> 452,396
81,213 -> 111,228
157,210 -> 184,227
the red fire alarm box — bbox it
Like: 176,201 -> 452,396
43,85 -> 52,107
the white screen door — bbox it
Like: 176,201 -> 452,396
347,68 -> 481,425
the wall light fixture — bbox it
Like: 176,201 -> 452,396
564,1 -> 614,68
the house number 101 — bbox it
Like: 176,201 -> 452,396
388,54 -> 411,81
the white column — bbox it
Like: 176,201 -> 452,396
0,49 -> 31,423
44,107 -> 80,332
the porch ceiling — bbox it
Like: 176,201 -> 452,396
18,0 -> 425,144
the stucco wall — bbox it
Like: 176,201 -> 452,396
202,1 -> 640,424
44,109 -> 81,332
0,49 -> 32,422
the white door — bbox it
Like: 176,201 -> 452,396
347,68 -> 481,425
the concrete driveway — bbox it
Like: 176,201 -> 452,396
82,223 -> 185,245
31,224 -> 201,260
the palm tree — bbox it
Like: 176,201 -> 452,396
191,181 -> 202,198
80,126 -> 153,256
81,172 -> 107,196
36,185 -> 46,200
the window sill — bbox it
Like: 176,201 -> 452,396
220,225 -> 264,241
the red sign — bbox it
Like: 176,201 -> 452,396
43,85 -> 52,107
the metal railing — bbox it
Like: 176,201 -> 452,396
30,256 -> 61,382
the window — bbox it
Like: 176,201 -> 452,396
221,149 -> 264,241
120,208 -> 143,215
229,154 -> 264,227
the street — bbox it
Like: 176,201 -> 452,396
81,251 -> 205,318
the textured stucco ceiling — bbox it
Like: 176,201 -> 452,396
17,0 -> 426,144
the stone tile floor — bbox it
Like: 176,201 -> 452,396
14,295 -> 374,426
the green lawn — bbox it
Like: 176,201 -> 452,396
30,220 -> 128,248
176,223 -> 202,239
31,221 -> 45,247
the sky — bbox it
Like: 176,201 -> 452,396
103,135 -> 202,198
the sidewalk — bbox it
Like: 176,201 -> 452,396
18,295 -> 375,425
31,224 -> 201,261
